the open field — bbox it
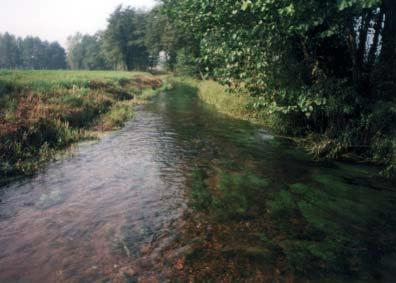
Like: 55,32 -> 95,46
0,70 -> 165,183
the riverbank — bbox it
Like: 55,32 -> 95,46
0,70 -> 166,184
171,77 -> 395,180
152,78 -> 396,282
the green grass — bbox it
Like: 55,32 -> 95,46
197,80 -> 269,126
0,70 -> 163,184
0,69 -> 148,89
99,101 -> 135,130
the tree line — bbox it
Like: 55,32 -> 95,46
0,33 -> 67,69
66,5 -> 175,71
0,5 -> 176,71
0,4 -> 194,73
65,3 -> 208,74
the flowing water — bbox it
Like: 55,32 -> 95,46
0,84 -> 395,282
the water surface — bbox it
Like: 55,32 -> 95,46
0,86 -> 395,282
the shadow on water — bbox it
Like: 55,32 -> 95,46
150,81 -> 396,282
0,80 -> 395,282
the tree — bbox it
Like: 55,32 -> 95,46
67,33 -> 108,70
67,33 -> 85,69
0,33 -> 21,68
162,0 -> 394,95
103,5 -> 150,71
379,0 -> 396,93
47,42 -> 67,69
0,32 -> 66,69
145,6 -> 180,71
82,32 -> 108,70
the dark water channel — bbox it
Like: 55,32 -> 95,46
0,86 -> 395,282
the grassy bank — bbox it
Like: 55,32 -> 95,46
173,77 -> 395,179
197,80 -> 268,126
0,70 -> 165,184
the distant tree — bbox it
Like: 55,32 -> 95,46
103,5 -> 149,71
145,6 -> 179,71
66,33 -> 85,69
47,42 -> 67,69
0,32 -> 66,69
81,32 -> 108,70
20,36 -> 39,69
67,32 -> 108,70
0,33 -> 21,68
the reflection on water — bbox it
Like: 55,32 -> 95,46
0,107 -> 187,282
0,86 -> 395,282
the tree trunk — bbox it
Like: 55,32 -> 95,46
346,19 -> 359,90
357,10 -> 372,72
300,37 -> 315,85
380,0 -> 396,84
367,9 -> 384,69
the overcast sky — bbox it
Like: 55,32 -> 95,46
0,0 -> 157,46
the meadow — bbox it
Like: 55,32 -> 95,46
0,70 -> 164,183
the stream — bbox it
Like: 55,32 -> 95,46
0,87 -> 395,282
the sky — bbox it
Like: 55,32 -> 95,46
0,0 -> 157,46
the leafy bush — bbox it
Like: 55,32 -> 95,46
0,119 -> 81,178
175,48 -> 199,77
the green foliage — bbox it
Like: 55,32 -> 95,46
163,0 -> 391,94
103,5 -> 150,71
145,6 -> 179,71
175,48 -> 199,76
66,5 -> 176,72
0,32 -> 66,69
162,0 -> 396,175
67,33 -> 109,70
0,119 -> 81,177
